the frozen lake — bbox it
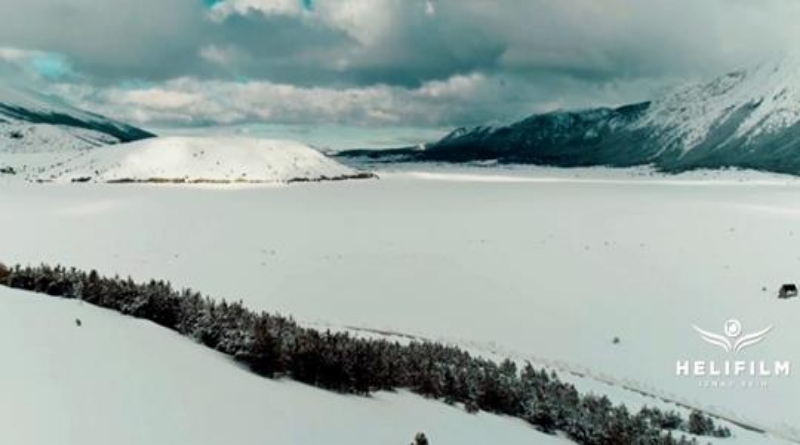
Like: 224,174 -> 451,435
2,167 -> 799,440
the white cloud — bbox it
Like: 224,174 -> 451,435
207,0 -> 306,22
417,73 -> 484,99
51,69 -> 672,130
53,74 -> 498,127
199,44 -> 247,66
424,1 -> 436,16
0,47 -> 37,62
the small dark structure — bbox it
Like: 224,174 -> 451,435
0,262 -> 9,284
779,284 -> 798,299
411,433 -> 429,445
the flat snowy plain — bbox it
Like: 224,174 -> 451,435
2,165 -> 799,444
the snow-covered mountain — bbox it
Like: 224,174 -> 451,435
339,56 -> 800,175
40,136 -> 374,184
0,84 -> 154,153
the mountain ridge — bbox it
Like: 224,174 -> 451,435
338,57 -> 800,175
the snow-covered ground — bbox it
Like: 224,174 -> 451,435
0,285 -> 569,445
353,162 -> 800,184
1,166 -> 799,443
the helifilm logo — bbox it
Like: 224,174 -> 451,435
676,318 -> 791,389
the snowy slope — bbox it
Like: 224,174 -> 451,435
641,55 -> 800,150
0,84 -> 154,153
0,122 -> 118,153
0,84 -> 156,181
39,136 -> 371,183
0,286 -> 571,445
339,54 -> 800,175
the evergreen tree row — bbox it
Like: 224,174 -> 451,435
1,264 -> 731,445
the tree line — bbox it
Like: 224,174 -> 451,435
1,263 -> 731,444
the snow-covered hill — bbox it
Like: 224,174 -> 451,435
0,286 -> 567,445
38,136 -> 373,183
0,84 -> 154,153
338,55 -> 800,175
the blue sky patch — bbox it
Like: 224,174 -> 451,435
31,54 -> 71,79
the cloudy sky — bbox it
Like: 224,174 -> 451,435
1,0 -> 798,135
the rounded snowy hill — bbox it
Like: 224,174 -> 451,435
43,136 -> 374,184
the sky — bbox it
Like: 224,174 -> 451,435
1,0 -> 799,136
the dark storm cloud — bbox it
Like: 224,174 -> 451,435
198,13 -> 356,86
0,0 -> 206,81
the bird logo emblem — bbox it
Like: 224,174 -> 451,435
693,319 -> 772,353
